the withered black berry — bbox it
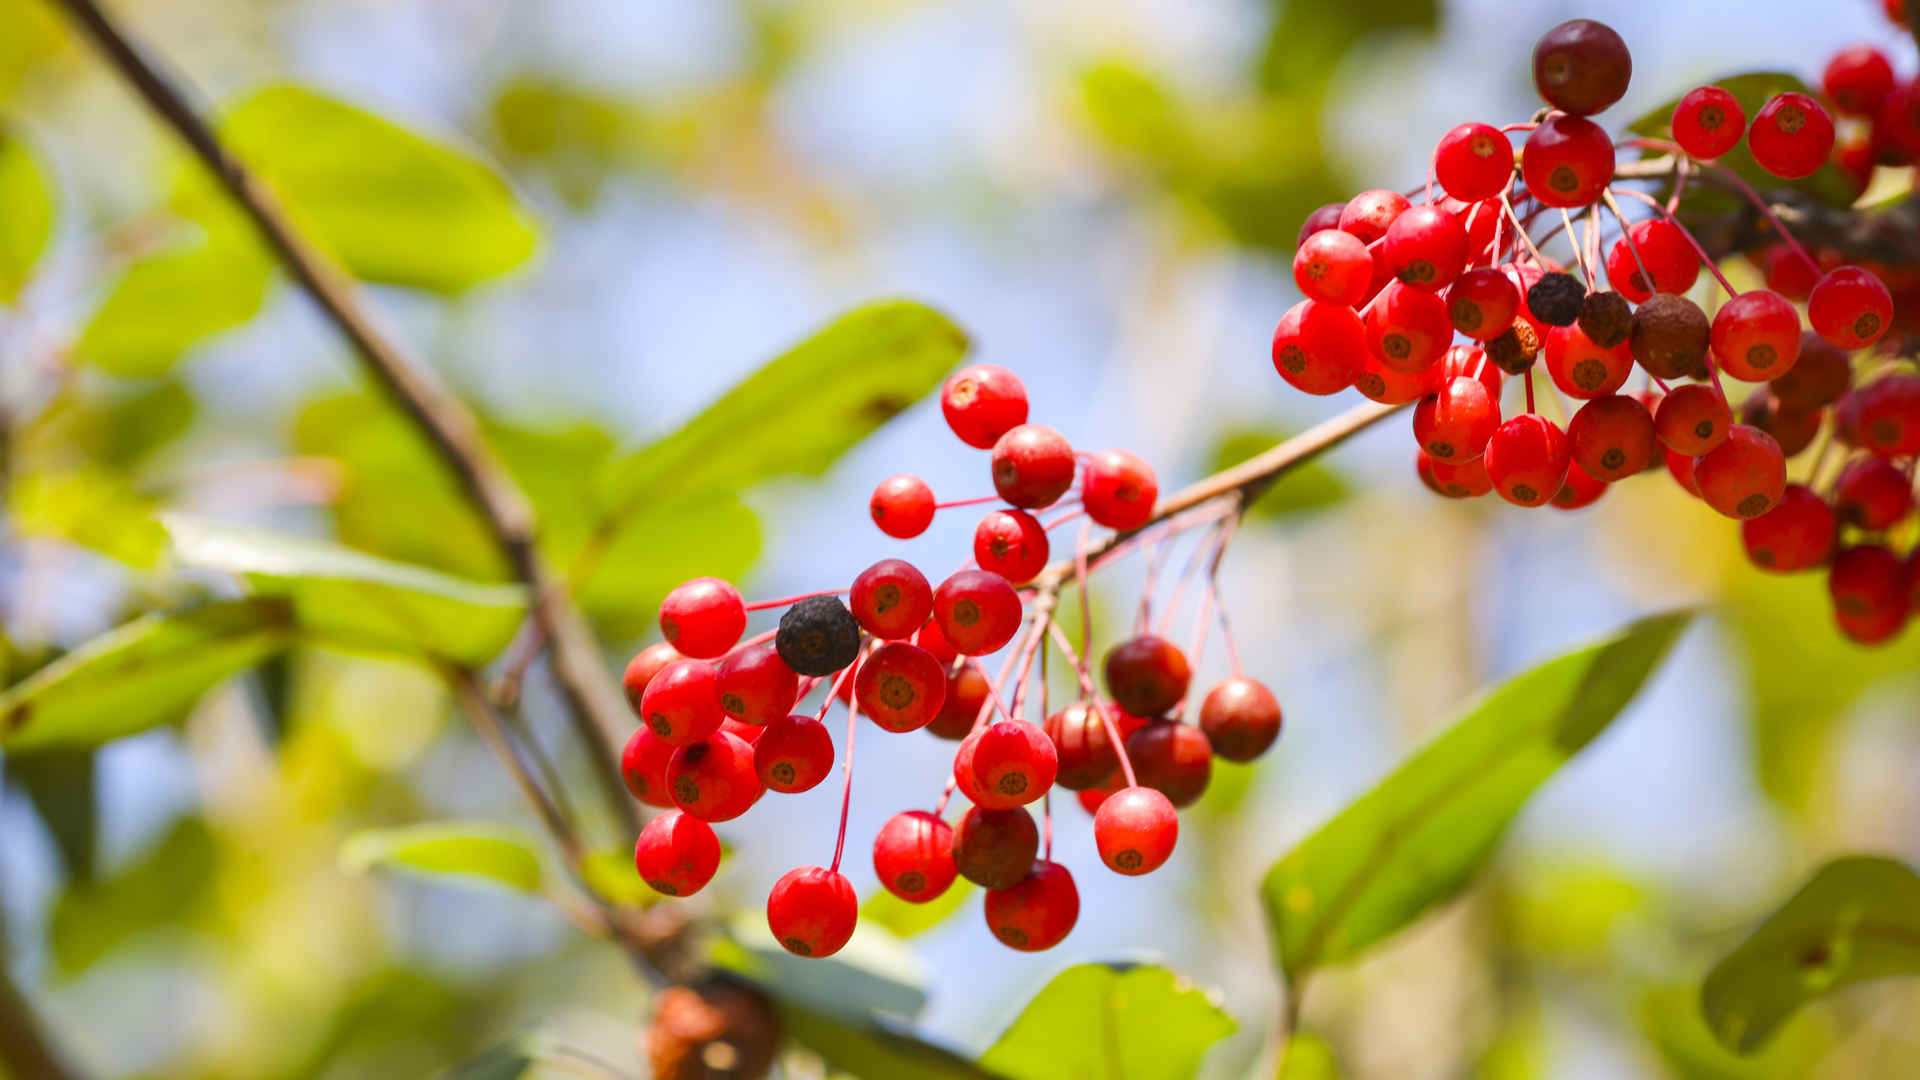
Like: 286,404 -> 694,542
1577,290 -> 1633,348
776,596 -> 861,677
1526,272 -> 1586,327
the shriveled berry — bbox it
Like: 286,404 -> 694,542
1654,383 -> 1733,456
1094,787 -> 1179,876
952,805 -> 1038,889
932,569 -> 1023,655
1082,449 -> 1159,531
1568,394 -> 1657,481
1294,228 -> 1374,307
1273,299 -> 1367,394
1485,414 -> 1571,507
973,509 -> 1049,584
984,860 -> 1079,951
776,596 -> 862,677
622,727 -> 678,808
1748,92 -> 1836,179
1710,289 -> 1802,382
855,642 -> 948,733
1741,485 -> 1836,572
623,641 -> 684,717
660,578 -> 747,659
872,810 -> 956,904
1526,272 -> 1586,327
850,558 -> 934,640
1486,324 -> 1540,374
716,643 -> 799,725
1833,456 -> 1914,529
1631,293 -> 1711,379
641,659 -> 726,744
1103,635 -> 1192,717
754,713 -> 834,793
1532,18 -> 1632,116
668,731 -> 763,822
1671,85 -> 1746,159
942,364 -> 1029,450
1434,122 -> 1515,202
1693,424 -> 1787,519
990,423 -> 1076,508
1196,677 -> 1283,762
1807,267 -> 1893,349
1577,291 -> 1633,348
767,866 -> 858,958
1520,114 -> 1615,208
1126,720 -> 1213,807
869,474 -> 936,539
967,722 -> 1058,809
634,810 -> 722,897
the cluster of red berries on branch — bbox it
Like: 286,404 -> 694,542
1275,15 -> 1920,645
621,365 -> 1285,957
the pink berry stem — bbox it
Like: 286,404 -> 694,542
1042,789 -> 1054,860
1005,611 -> 1052,726
744,588 -> 846,612
1610,187 -> 1739,297
1560,208 -> 1594,288
1041,505 -> 1086,532
828,690 -> 861,873
1599,189 -> 1654,296
1157,522 -> 1223,640
1135,535 -> 1175,635
933,494 -> 1002,511
1045,621 -> 1141,789
1499,193 -> 1552,270
733,626 -> 779,651
1628,137 -> 1820,271
1075,519 -> 1094,659
811,662 -> 858,723
1525,366 -> 1538,414
1214,590 -> 1245,681
1585,204 -> 1604,288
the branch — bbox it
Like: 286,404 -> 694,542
50,0 -> 637,833
0,964 -> 82,1080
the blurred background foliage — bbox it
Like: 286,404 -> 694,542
0,0 -> 1917,1078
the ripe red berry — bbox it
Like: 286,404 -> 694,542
927,663 -> 988,740
869,474 -> 936,539
1520,114 -> 1615,208
1434,122 -> 1515,202
1665,445 -> 1701,496
1833,456 -> 1914,529
1851,374 -> 1920,458
1568,394 -> 1657,480
1693,424 -> 1787,519
932,569 -> 1023,655
1807,267 -> 1893,350
1356,352 -> 1439,404
849,558 -> 934,640
990,423 -> 1075,508
942,364 -> 1029,450
767,866 -> 858,958
1196,677 -> 1283,762
1094,787 -> 1179,876
1383,205 -> 1468,292
1485,414 -> 1571,508
1740,485 -> 1836,572
1424,452 -> 1495,498
621,727 -> 678,808
872,810 -> 957,904
667,731 -> 763,821
1823,45 -> 1895,116
1757,244 -> 1819,301
1551,461 -> 1609,509
634,810 -> 722,897
659,577 -> 746,659
1747,92 -> 1835,179
714,643 -> 799,725
1604,220 -> 1700,303
1711,290 -> 1802,381
855,642 -> 949,733
984,860 -> 1079,951
1102,635 -> 1192,717
1671,86 -> 1746,159
754,713 -> 835,793
952,805 -> 1038,889
1297,202 -> 1345,245
1125,720 -> 1213,807
1654,383 -> 1733,456
1273,299 -> 1367,394
622,641 -> 684,716
1366,282 -> 1453,374
1739,389 -> 1820,458
1081,449 -> 1159,531
640,659 -> 726,744
1337,189 -> 1411,243
1439,344 -> 1505,401
1413,375 -> 1500,463
1828,545 -> 1911,644
1771,332 -> 1852,411
1878,79 -> 1920,160
913,618 -> 959,664
1544,324 -> 1633,399
973,509 -> 1050,584
1532,18 -> 1632,116
1293,228 -> 1374,307
966,722 -> 1058,809
1446,267 -> 1521,341
1044,701 -> 1136,790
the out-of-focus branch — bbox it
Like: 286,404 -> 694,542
0,964 -> 82,1080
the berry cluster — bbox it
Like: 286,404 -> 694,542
622,366 -> 1284,957
1276,16 -> 1920,644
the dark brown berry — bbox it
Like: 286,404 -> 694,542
1532,19 -> 1633,116
647,979 -> 779,1080
1577,290 -> 1633,348
1487,322 -> 1541,374
1526,272 -> 1586,327
1630,293 -> 1710,380
775,596 -> 861,677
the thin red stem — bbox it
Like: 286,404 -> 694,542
1048,622 -> 1139,789
933,494 -> 1002,511
744,589 -> 844,612
828,688 -> 861,873
1042,790 -> 1054,860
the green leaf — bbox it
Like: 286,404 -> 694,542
713,910 -> 928,1022
49,816 -> 216,975
0,128 -> 55,302
6,750 -> 96,880
860,879 -> 974,939
579,847 -> 661,909
8,466 -> 167,566
218,84 -> 537,292
1701,856 -> 1920,1054
775,994 -> 1003,1080
981,963 -> 1236,1080
1628,73 -> 1858,214
1207,426 -> 1349,521
75,216 -> 274,376
164,515 -> 526,665
1262,611 -> 1691,982
0,599 -> 293,753
340,822 -> 543,894
1638,984 -> 1831,1080
1257,0 -> 1438,97
435,1040 -> 533,1080
1278,1032 -> 1343,1080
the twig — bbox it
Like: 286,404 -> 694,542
0,964 -> 82,1080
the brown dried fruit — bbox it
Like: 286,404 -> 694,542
1577,290 -> 1633,348
1630,294 -> 1709,380
647,980 -> 779,1080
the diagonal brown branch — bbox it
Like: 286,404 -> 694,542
0,963 -> 82,1080
49,0 -> 637,833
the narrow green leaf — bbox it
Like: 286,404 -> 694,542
75,217 -> 274,376
775,995 -> 1003,1080
341,822 -> 543,894
164,515 -> 527,665
49,817 -> 216,976
860,879 -> 974,939
0,599 -> 293,753
9,466 -> 167,566
981,963 -> 1236,1080
0,128 -> 55,302
218,84 -> 538,292
1262,611 -> 1691,982
1638,984 -> 1831,1080
1628,73 -> 1857,213
1701,856 -> 1920,1053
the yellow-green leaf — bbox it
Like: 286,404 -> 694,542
1639,984 -> 1831,1080
0,128 -> 55,302
49,817 -> 216,976
860,879 -> 973,939
75,216 -> 274,376
981,963 -> 1235,1080
579,848 -> 660,909
341,822 -> 543,894
8,466 -> 167,566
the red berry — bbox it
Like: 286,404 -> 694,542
1044,701 -> 1137,790
634,810 -> 722,897
1125,720 -> 1212,808
1485,414 -> 1571,507
1413,375 -> 1500,463
855,642 -> 948,733
932,569 -> 1023,656
623,641 -> 684,716
1446,267 -> 1521,341
1741,485 -> 1836,572
1081,449 -> 1159,531
1438,343 -> 1505,401
942,364 -> 1028,450
640,659 -> 726,744
1665,445 -> 1701,496
1383,205 -> 1468,291
1828,545 -> 1911,643
1196,677 -> 1282,762
1425,452 -> 1494,498
966,722 -> 1058,809
1693,424 -> 1787,519
1710,290 -> 1802,382
659,577 -> 746,659
1879,79 -> 1920,160
1603,219 -> 1699,303
621,727 -> 678,808
1551,461 -> 1609,509
1077,786 -> 1113,816
754,713 -> 835,793
1833,456 -> 1914,529
1532,18 -> 1632,116
872,810 -> 956,903
1273,299 -> 1367,394
990,423 -> 1075,508
1851,375 -> 1920,458
1102,635 -> 1192,717
1366,282 -> 1453,374
984,860 -> 1078,951
1544,324 -> 1633,399
1771,332 -> 1853,411
1824,45 -> 1895,116
870,474 -> 936,539
767,866 -> 858,958
913,618 -> 959,664
1740,389 -> 1821,458
972,509 -> 1050,584
1337,189 -> 1410,243
1434,122 -> 1515,202
849,558 -> 934,640
1748,93 -> 1835,179
1293,228 -> 1374,307
1671,86 -> 1746,159
720,717 -> 767,743
1356,353 -> 1438,405
1520,114 -> 1615,208
1888,0 -> 1911,29
1094,787 -> 1179,876
1654,383 -> 1733,456
715,643 -> 799,725
952,805 -> 1038,889
1807,267 -> 1893,350
1297,202 -> 1345,245
1568,394 -> 1657,481
667,731 -> 763,821
927,662 -> 988,740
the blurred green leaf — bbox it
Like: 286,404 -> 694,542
1209,426 -> 1350,521
1263,611 -> 1691,982
1258,0 -> 1438,97
15,379 -> 196,471
1701,856 -> 1920,1054
0,128 -> 54,302
49,816 -> 215,975
164,515 -> 526,665
435,1038 -> 532,1080
714,910 -> 928,1022
775,995 -> 1002,1080
1639,984 -> 1831,1080
981,963 -> 1235,1080
75,217 -> 274,376
579,847 -> 660,909
860,879 -> 973,939
9,466 -> 167,566
6,750 -> 96,880
218,84 -> 537,292
341,822 -> 543,894
1499,858 -> 1652,966
0,599 -> 292,753
1278,1032 -> 1342,1080
1629,73 -> 1858,214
